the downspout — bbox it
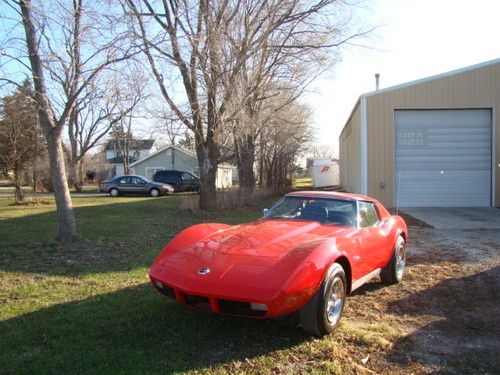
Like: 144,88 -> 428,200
360,96 -> 368,195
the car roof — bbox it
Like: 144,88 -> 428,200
114,174 -> 148,179
286,190 -> 376,202
155,170 -> 191,173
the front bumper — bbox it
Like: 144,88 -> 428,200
149,263 -> 315,318
151,278 -> 269,317
159,186 -> 174,195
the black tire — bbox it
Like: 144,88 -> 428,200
109,187 -> 119,197
380,235 -> 406,285
299,263 -> 346,337
149,188 -> 160,197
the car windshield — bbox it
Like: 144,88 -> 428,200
141,176 -> 154,184
266,196 -> 357,227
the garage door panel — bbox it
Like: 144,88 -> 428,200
395,109 -> 492,207
397,171 -> 491,207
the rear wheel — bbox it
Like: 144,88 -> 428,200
380,235 -> 406,284
150,188 -> 160,197
109,188 -> 119,197
299,263 -> 346,337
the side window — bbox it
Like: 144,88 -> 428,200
118,177 -> 129,184
182,172 -> 194,180
149,169 -> 162,180
358,201 -> 380,227
131,177 -> 144,184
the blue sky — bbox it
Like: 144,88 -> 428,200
2,0 -> 499,155
307,0 -> 500,156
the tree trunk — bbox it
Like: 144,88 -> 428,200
235,135 -> 256,205
13,167 -> 24,203
20,0 -> 78,243
78,161 -> 84,189
32,158 -> 38,192
258,143 -> 264,188
196,142 -> 218,211
69,153 -> 83,193
47,132 -> 78,242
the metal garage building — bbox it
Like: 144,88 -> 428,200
339,58 -> 500,207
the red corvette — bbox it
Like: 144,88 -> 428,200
150,191 -> 407,336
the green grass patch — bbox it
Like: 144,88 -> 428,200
1,194 -> 316,373
0,194 -> 408,374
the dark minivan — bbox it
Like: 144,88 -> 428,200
153,170 -> 200,192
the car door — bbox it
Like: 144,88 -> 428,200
164,171 -> 180,190
115,176 -> 132,193
351,201 -> 388,281
130,176 -> 149,194
153,171 -> 165,183
181,172 -> 196,191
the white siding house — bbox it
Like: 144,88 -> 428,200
130,145 -> 234,188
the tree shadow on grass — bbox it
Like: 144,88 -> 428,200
386,266 -> 500,374
0,283 -> 308,374
0,197 -> 266,276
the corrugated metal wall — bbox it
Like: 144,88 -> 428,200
339,102 -> 361,193
362,61 -> 499,206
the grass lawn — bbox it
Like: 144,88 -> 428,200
1,195 -> 498,374
72,184 -> 100,194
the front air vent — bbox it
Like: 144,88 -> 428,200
183,293 -> 211,311
218,299 -> 266,317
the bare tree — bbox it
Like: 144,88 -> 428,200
68,81 -> 142,191
150,107 -> 186,146
108,113 -> 139,175
124,0 -> 232,210
221,0 -> 368,203
124,0 -> 368,208
259,95 -> 313,191
2,0 -> 138,242
312,144 -> 338,160
0,80 -> 44,202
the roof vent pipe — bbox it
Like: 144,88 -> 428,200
375,73 -> 380,90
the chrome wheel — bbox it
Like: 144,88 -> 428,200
396,243 -> 405,281
326,277 -> 345,325
150,188 -> 159,197
110,188 -> 119,197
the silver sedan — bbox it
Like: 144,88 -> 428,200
99,175 -> 174,197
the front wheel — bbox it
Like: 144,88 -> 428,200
109,188 -> 119,197
299,263 -> 346,337
380,235 -> 406,284
149,188 -> 160,197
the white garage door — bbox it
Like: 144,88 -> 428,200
395,109 -> 492,207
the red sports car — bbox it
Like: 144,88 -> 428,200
149,191 -> 407,336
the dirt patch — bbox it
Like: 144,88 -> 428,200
342,227 -> 500,374
206,228 -> 500,374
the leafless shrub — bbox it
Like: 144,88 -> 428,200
179,187 -> 278,212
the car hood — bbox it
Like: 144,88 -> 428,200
152,219 -> 347,298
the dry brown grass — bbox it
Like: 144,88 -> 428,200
180,188 -> 278,211
10,198 -> 53,206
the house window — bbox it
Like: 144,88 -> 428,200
146,167 -> 164,180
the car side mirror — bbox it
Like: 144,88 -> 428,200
263,208 -> 270,217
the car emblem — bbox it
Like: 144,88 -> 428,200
198,267 -> 210,275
